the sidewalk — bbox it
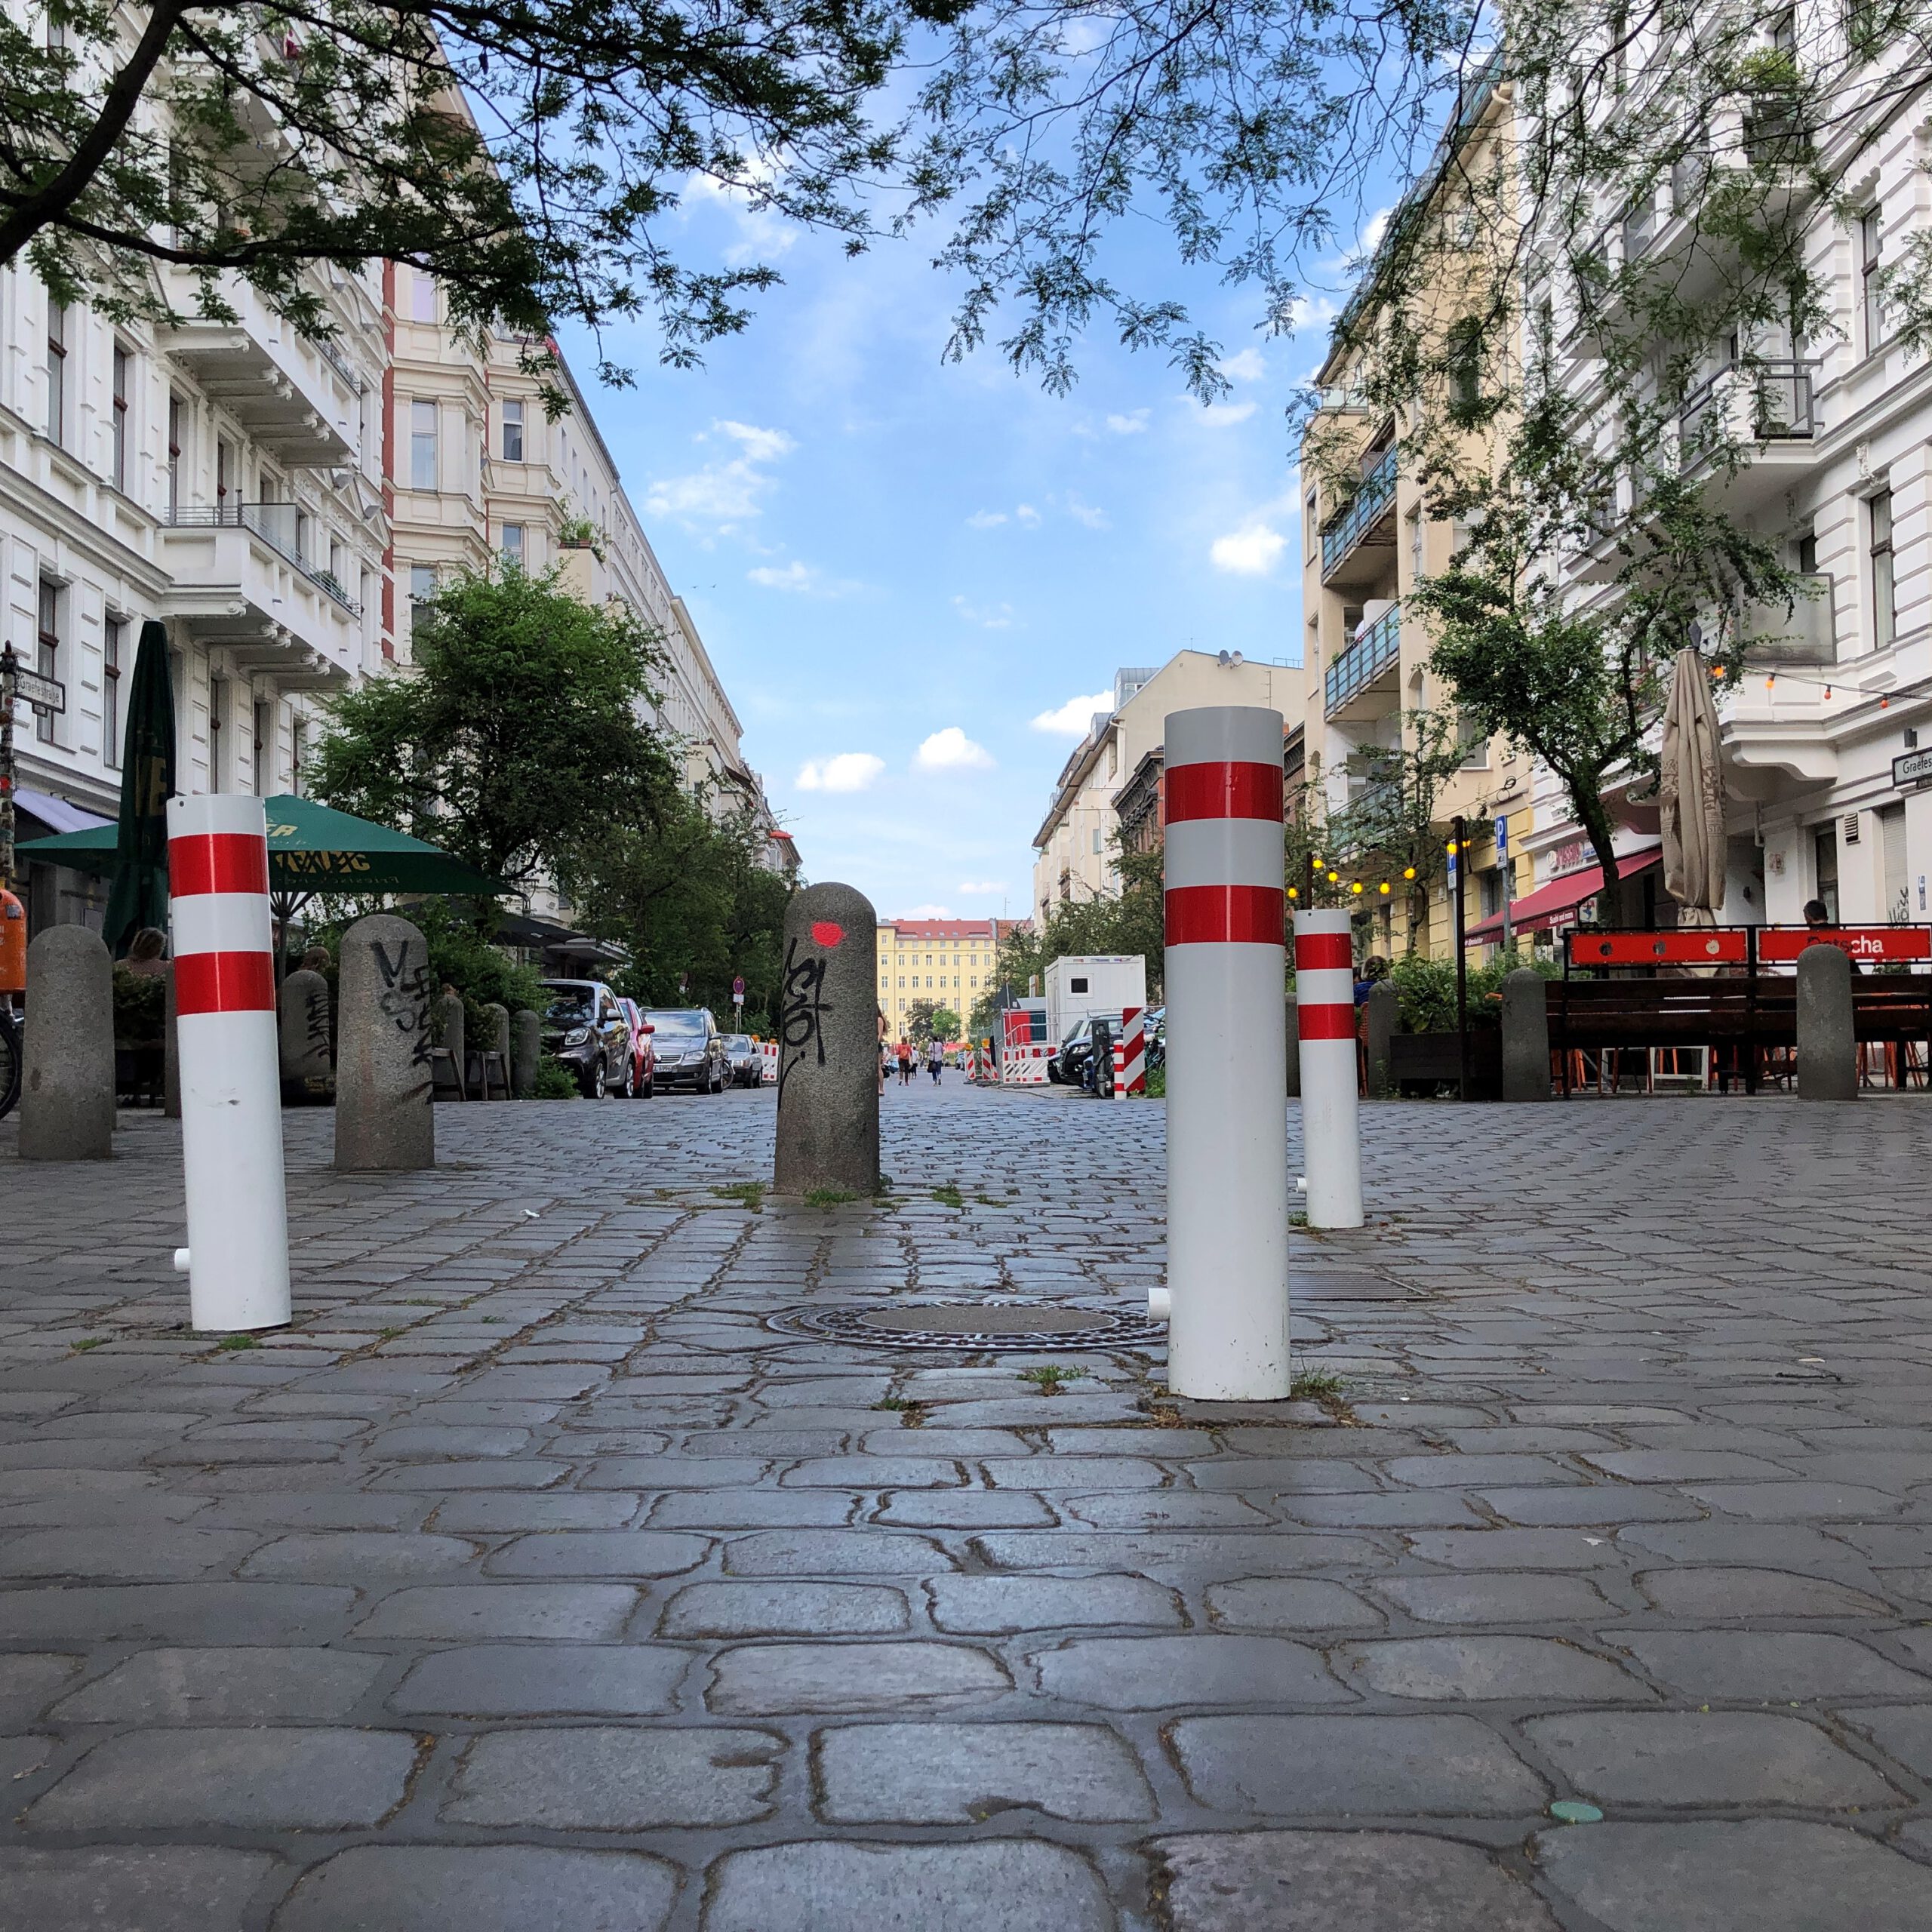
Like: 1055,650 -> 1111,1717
3,1085 -> 1932,1929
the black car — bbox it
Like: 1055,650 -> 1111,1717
540,979 -> 634,1098
1049,1018 -> 1097,1088
642,1008 -> 727,1092
721,1033 -> 764,1088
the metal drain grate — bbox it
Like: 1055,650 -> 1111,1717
768,1298 -> 1168,1352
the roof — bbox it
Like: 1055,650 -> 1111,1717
883,918 -> 1011,940
1466,844 -> 1663,942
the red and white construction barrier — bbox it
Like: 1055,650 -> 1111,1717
1158,705 -> 1291,1398
1001,1043 -> 1052,1084
1112,1007 -> 1147,1097
167,793 -> 291,1331
1294,907 -> 1363,1229
759,1041 -> 779,1085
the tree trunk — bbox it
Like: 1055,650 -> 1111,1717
1572,785 -> 1623,916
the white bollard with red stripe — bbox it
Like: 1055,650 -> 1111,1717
1160,706 -> 1291,1399
168,793 -> 291,1331
1114,1008 -> 1146,1097
1294,907 -> 1364,1229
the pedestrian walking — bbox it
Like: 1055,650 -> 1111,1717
927,1036 -> 944,1083
897,1038 -> 913,1085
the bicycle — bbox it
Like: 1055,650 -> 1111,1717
0,1006 -> 19,1121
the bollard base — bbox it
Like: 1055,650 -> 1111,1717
173,1248 -> 191,1274
1148,1286 -> 1172,1321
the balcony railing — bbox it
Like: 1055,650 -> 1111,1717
1680,358 -> 1816,457
163,502 -> 362,615
1742,573 -> 1835,664
1325,604 -> 1402,714
1320,445 -> 1398,575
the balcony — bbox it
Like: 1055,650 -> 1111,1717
161,272 -> 364,466
1319,445 -> 1399,587
159,503 -> 362,686
1325,604 -> 1402,717
1742,573 -> 1835,665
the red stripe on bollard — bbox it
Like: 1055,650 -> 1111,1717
1164,884 -> 1285,946
1294,930 -> 1354,971
175,950 -> 276,1016
1164,760 -> 1285,824
1298,1004 -> 1357,1041
170,833 -> 272,899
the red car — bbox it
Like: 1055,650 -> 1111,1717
614,998 -> 657,1098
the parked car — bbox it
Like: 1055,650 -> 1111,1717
614,998 -> 657,1098
641,1008 -> 727,1092
1049,1017 -> 1096,1088
721,1033 -> 764,1088
540,980 -> 634,1098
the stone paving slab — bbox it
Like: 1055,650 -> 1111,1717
8,1084 -> 1932,1927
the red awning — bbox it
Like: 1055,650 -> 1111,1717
1467,845 -> 1662,943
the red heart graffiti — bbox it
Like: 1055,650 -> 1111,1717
811,921 -> 845,949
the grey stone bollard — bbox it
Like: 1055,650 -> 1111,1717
431,991 -> 466,1101
334,914 -> 435,1170
774,881 -> 880,1196
1364,982 -> 1398,1098
1500,969 -> 1552,1103
19,925 -> 116,1159
1797,942 -> 1857,1101
478,1001 -> 510,1098
1284,995 -> 1301,1098
278,968 -> 333,1101
163,964 -> 181,1120
512,1008 -> 540,1097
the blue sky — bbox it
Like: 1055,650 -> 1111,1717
560,195 -> 1380,921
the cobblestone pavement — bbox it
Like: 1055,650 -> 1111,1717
5,1078 -> 1932,1930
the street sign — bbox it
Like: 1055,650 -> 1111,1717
4,663 -> 63,715
1494,814 -> 1509,857
732,974 -> 745,1008
1893,746 -> 1932,789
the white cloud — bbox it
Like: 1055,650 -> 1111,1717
1105,410 -> 1150,435
645,420 -> 795,528
1015,503 -> 1042,528
796,752 -> 885,793
1361,206 -> 1392,254
746,560 -> 860,598
1211,523 -> 1288,575
965,509 -> 1008,529
1031,690 -> 1114,736
1219,348 -> 1268,383
1066,493 -> 1109,531
957,879 -> 1006,896
915,727 -> 995,772
952,595 -> 1014,629
1198,399 -> 1258,427
900,903 -> 956,920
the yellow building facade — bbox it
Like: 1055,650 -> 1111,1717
875,918 -> 1019,1035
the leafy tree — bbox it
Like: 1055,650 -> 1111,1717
1001,837 -> 1164,998
927,1004 -> 961,1042
577,789 -> 793,1026
905,998 -> 937,1044
309,565 -> 676,900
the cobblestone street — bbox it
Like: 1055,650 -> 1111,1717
5,1080 -> 1932,1929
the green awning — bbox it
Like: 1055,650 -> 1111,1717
18,794 -> 503,902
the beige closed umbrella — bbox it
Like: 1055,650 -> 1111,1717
1658,646 -> 1728,924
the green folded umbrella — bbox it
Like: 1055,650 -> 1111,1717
20,794 -> 503,921
100,620 -> 176,959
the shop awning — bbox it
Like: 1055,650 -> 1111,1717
13,787 -> 114,836
1468,845 -> 1663,943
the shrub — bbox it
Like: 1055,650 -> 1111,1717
533,1055 -> 581,1099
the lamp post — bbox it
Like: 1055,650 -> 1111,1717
1451,816 -> 1470,1101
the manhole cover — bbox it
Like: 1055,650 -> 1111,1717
768,1299 -> 1168,1352
1295,1270 -> 1418,1303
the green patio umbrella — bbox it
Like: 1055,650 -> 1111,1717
100,620 -> 176,958
22,794 -> 503,946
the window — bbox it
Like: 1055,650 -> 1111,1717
1870,490 -> 1895,649
1305,491 -> 1318,546
1091,829 -> 1103,854
291,716 -> 309,797
1813,822 -> 1839,921
1861,210 -> 1888,352
45,303 -> 69,444
410,401 -> 438,489
168,395 -> 183,512
254,700 -> 274,795
500,523 -> 525,565
502,399 -> 524,462
208,674 -> 227,789
217,438 -> 232,507
1795,530 -> 1817,575
35,581 -> 60,745
103,617 -> 124,768
111,345 -> 131,489
411,269 -> 437,322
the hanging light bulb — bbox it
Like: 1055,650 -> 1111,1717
1287,885 -> 1300,900
1404,866 -> 1417,881
1327,870 -> 1339,884
1446,839 -> 1460,856
1350,881 -> 1364,896
1824,685 -> 1832,700
1766,674 -> 1776,691
1881,695 -> 1890,709
1379,881 -> 1392,896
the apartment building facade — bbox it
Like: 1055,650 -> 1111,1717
876,918 -> 1021,1032
1029,653 -> 1303,922
5,256 -> 783,933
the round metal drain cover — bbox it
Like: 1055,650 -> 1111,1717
769,1299 -> 1168,1352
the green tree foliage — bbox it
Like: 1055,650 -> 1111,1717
576,790 -> 793,1029
926,1004 -> 961,1042
905,998 -> 938,1043
999,839 -> 1164,999
309,566 -> 676,900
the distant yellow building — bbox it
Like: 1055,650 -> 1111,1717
875,918 -> 1023,1033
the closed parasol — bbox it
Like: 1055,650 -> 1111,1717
1657,647 -> 1727,923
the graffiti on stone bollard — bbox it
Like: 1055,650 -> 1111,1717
369,937 -> 434,1066
777,926 -> 838,1103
